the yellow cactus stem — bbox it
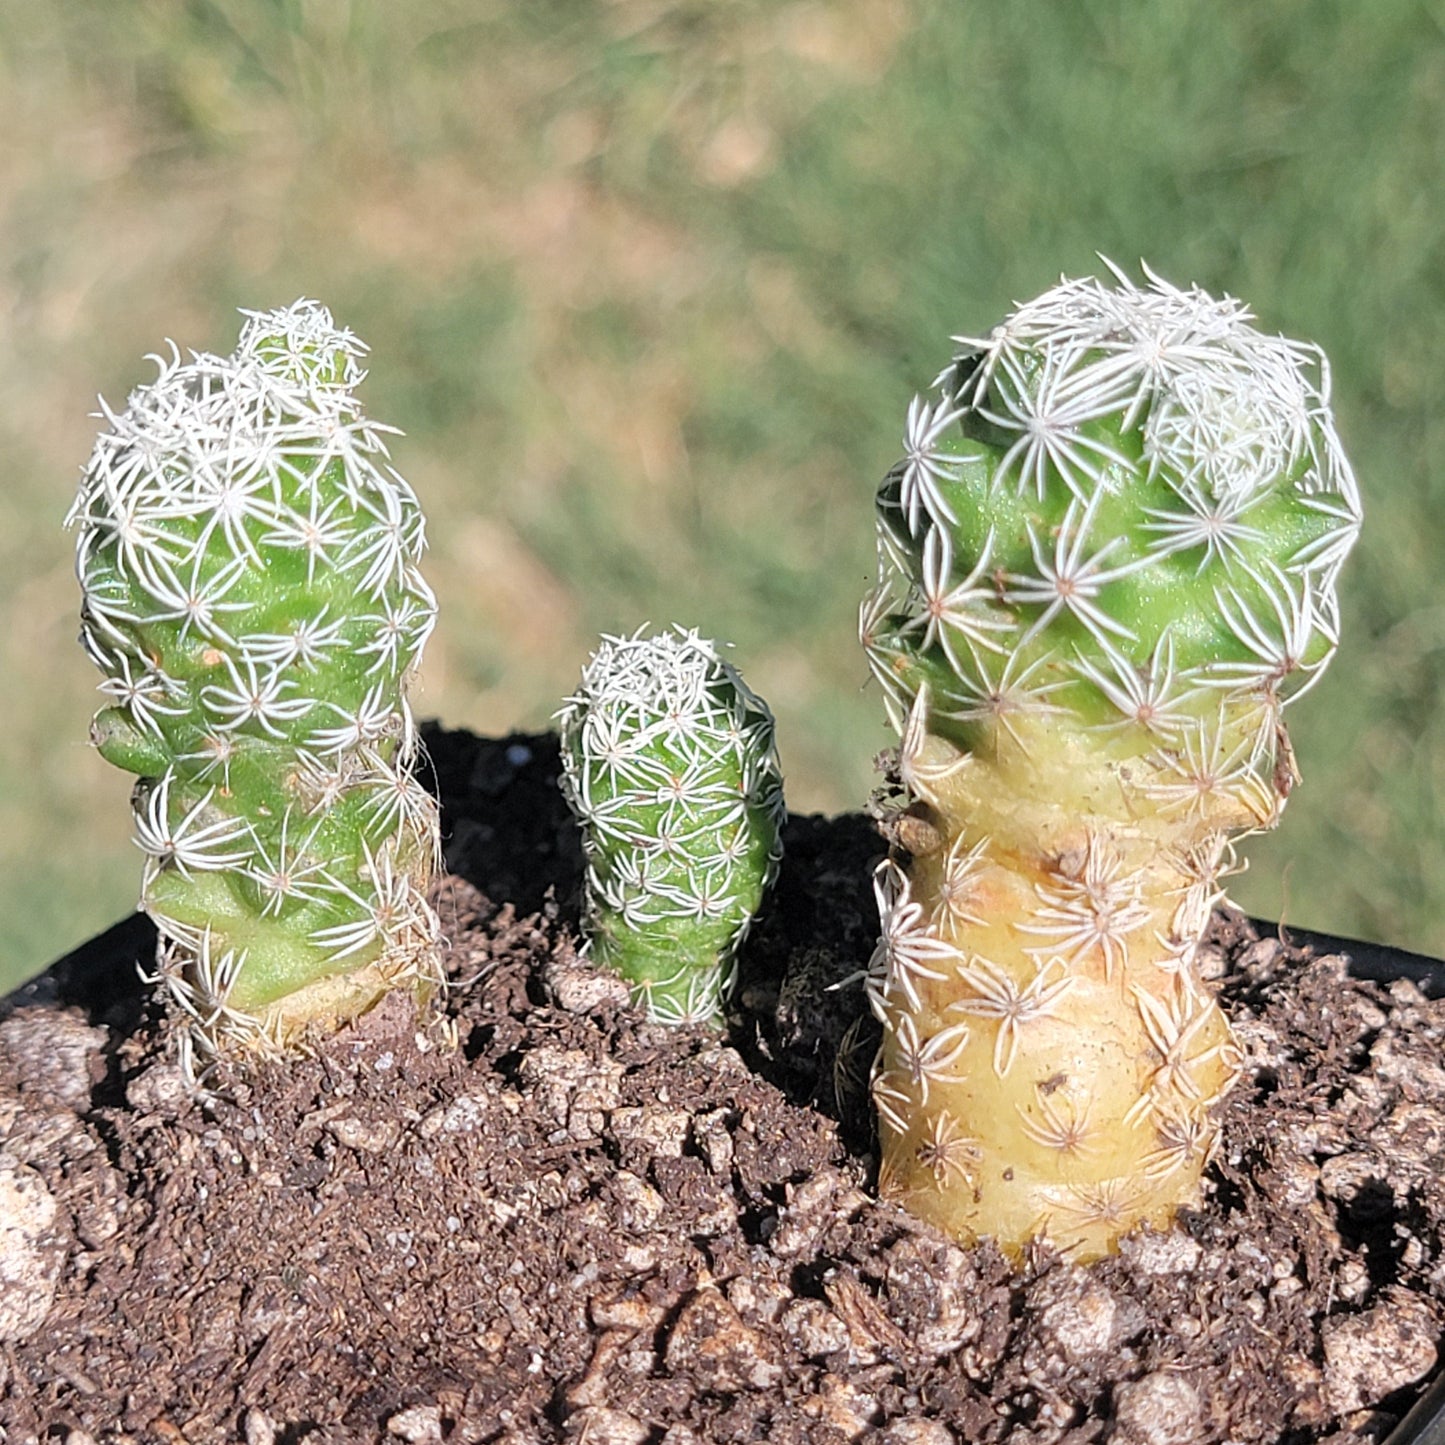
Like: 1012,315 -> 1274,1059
861,265 -> 1361,1261
869,701 -> 1257,1261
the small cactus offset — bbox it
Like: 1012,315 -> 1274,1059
860,265 -> 1361,1260
68,301 -> 442,1055
558,628 -> 786,1026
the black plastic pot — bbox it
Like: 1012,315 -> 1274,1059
1392,1371 -> 1445,1445
5,910 -> 156,1030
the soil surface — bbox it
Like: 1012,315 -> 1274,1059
2,728 -> 1443,1445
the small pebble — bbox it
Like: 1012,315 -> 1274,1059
1322,1294 -> 1437,1414
0,1151 -> 66,1343
387,1403 -> 444,1442
0,1012 -> 106,1111
1038,1278 -> 1120,1362
1113,1371 -> 1201,1445
877,1421 -> 956,1445
244,1408 -> 278,1445
564,1406 -> 650,1444
665,1286 -> 784,1391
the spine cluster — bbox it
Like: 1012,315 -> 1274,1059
860,265 -> 1361,1258
69,301 -> 441,1055
558,628 -> 786,1026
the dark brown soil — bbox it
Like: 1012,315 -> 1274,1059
1,728 -> 1443,1445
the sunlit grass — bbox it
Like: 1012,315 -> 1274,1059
2,0 -> 1443,988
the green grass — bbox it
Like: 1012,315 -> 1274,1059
2,0 -> 1443,987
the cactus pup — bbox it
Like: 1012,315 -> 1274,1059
860,265 -> 1361,1260
69,301 -> 442,1055
558,628 -> 786,1026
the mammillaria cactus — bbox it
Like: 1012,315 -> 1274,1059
859,265 -> 1361,1260
558,628 -> 786,1026
68,300 -> 442,1056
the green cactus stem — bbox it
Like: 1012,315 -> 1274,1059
68,301 -> 442,1056
558,627 -> 786,1026
859,264 -> 1361,1261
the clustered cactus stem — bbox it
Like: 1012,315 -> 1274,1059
68,301 -> 442,1056
860,264 -> 1361,1260
558,627 -> 786,1026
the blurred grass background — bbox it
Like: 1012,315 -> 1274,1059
1,0 -> 1443,987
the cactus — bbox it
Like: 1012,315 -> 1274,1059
859,265 -> 1361,1260
68,301 -> 442,1056
558,628 -> 786,1026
